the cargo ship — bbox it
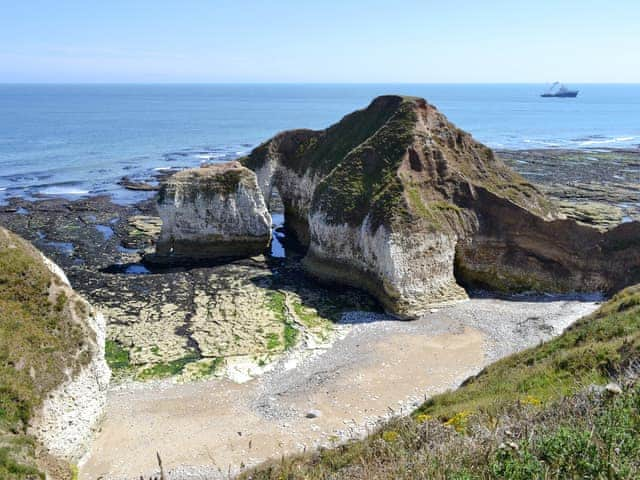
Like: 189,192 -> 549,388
541,82 -> 579,98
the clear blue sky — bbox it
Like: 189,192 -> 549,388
1,0 -> 638,83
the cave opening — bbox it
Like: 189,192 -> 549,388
267,187 -> 287,258
266,186 -> 308,259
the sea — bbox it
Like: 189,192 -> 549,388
0,83 -> 639,205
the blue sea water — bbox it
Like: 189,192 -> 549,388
0,83 -> 639,205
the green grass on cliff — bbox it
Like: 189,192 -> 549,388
244,95 -> 553,233
158,165 -> 253,205
240,285 -> 640,479
417,285 -> 640,418
312,98 -> 417,229
242,96 -> 406,178
406,185 -> 463,232
243,94 -> 562,253
242,95 -> 419,231
0,229 -> 88,479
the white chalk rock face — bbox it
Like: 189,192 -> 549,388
304,213 -> 468,318
155,161 -> 272,262
254,160 -> 321,246
29,255 -> 111,462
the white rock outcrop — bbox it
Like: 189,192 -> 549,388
304,212 -> 468,317
29,253 -> 111,462
154,161 -> 271,262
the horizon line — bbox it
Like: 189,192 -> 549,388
2,81 -> 640,86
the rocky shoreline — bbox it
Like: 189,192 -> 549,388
0,194 -> 378,386
498,148 -> 640,228
1,137 -> 638,479
1,145 -> 638,383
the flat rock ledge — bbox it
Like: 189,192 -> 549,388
148,161 -> 272,265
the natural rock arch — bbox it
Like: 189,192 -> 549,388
152,96 -> 640,318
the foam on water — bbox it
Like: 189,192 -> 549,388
579,136 -> 637,146
39,186 -> 90,196
523,134 -> 638,149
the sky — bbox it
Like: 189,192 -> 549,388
1,0 -> 639,83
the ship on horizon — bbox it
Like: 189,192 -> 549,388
541,82 -> 579,98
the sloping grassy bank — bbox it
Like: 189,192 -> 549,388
241,285 -> 640,479
0,228 -> 87,479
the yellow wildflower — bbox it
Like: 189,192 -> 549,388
416,413 -> 432,423
382,430 -> 400,442
444,410 -> 471,433
522,395 -> 542,407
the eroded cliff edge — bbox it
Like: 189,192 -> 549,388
0,226 -> 110,478
155,95 -> 640,318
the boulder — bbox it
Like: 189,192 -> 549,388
152,161 -> 272,263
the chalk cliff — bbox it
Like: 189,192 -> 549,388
155,96 -> 640,318
455,187 -> 640,294
0,226 -> 110,477
153,161 -> 272,263
243,95 -> 640,317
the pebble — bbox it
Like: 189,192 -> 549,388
605,382 -> 622,394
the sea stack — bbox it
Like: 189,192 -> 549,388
153,161 -> 272,263
241,96 -> 553,317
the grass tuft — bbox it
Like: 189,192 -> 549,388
136,352 -> 200,381
105,340 -> 131,371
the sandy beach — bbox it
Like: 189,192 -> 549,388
80,296 -> 599,480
